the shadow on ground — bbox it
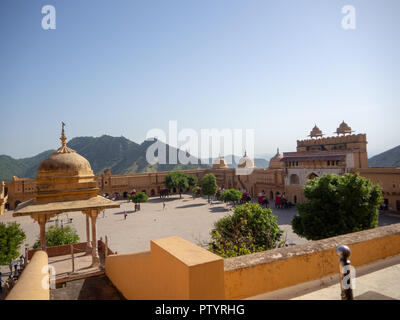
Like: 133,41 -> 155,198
175,203 -> 207,209
51,275 -> 124,300
208,206 -> 229,213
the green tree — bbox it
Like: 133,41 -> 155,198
33,225 -> 79,249
209,203 -> 283,258
0,222 -> 26,265
201,173 -> 218,202
131,192 -> 149,204
165,171 -> 189,198
292,173 -> 382,240
220,189 -> 242,205
187,175 -> 198,188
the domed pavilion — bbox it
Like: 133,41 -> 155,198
13,123 -> 120,266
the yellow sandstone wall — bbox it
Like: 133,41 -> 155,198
105,236 -> 225,300
223,223 -> 400,300
6,250 -> 50,300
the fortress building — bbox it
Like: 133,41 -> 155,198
2,122 -> 399,214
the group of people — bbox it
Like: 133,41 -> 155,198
0,256 -> 26,299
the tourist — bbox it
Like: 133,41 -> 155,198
124,211 -> 127,220
163,202 -> 166,211
103,210 -> 106,218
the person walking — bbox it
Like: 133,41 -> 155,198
124,211 -> 127,220
163,201 -> 166,211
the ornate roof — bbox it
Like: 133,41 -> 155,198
308,125 -> 323,138
335,121 -> 354,135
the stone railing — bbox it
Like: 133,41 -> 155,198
27,242 -> 88,260
6,251 -> 50,300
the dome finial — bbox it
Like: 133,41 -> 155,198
54,122 -> 76,154
61,122 -> 67,148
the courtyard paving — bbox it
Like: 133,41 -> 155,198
0,194 -> 399,260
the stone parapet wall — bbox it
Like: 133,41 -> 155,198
6,250 -> 50,300
223,223 -> 400,300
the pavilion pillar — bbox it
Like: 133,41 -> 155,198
33,214 -> 52,251
85,214 -> 91,253
90,209 -> 100,267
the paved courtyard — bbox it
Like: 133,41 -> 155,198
1,194 -> 399,259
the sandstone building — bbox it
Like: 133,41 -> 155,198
2,122 -> 400,214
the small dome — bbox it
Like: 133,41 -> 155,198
308,125 -> 323,138
335,121 -> 353,135
35,123 -> 98,203
213,157 -> 228,169
237,152 -> 255,169
269,148 -> 284,168
37,152 -> 94,177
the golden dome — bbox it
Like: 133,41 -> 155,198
35,123 -> 98,203
238,151 -> 255,169
269,148 -> 284,168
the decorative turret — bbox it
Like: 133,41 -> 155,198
269,148 -> 284,169
308,125 -> 323,138
335,121 -> 354,135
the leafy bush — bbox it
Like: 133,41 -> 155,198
209,203 -> 283,258
220,189 -> 242,205
33,225 -> 79,249
187,175 -> 198,187
292,173 -> 382,240
131,192 -> 149,204
0,222 -> 26,265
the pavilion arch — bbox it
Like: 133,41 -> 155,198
290,174 -> 300,185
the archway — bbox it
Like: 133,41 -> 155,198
14,200 -> 21,209
151,189 -> 155,196
270,191 -> 274,199
290,174 -> 300,185
123,191 -> 128,199
308,172 -> 319,180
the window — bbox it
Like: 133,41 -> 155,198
327,161 -> 330,166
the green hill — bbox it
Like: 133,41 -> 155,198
368,145 -> 400,167
0,135 -> 209,181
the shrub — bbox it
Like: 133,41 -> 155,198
33,225 -> 79,249
209,203 -> 283,258
292,173 -> 382,240
131,192 -> 149,204
220,189 -> 242,205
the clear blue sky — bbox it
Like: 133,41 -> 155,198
0,0 -> 399,159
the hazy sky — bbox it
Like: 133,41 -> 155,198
0,0 -> 399,159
